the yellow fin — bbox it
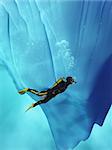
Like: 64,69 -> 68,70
18,88 -> 28,95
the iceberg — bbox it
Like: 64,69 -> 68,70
0,0 -> 112,149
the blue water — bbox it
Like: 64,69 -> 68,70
0,68 -> 112,150
0,1 -> 112,150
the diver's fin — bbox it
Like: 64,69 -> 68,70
25,103 -> 35,112
19,88 -> 29,95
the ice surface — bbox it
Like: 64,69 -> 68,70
0,1 -> 112,150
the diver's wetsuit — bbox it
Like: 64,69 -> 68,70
28,79 -> 68,107
19,76 -> 75,111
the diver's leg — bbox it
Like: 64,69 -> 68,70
33,98 -> 49,106
19,88 -> 47,96
37,90 -> 48,96
28,89 -> 48,96
27,89 -> 39,95
25,97 -> 50,112
18,88 -> 38,95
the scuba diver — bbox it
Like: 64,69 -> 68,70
19,76 -> 76,112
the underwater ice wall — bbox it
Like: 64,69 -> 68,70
0,0 -> 112,150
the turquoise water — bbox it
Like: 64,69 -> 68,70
0,65 -> 112,150
0,1 -> 112,150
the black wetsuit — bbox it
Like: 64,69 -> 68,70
30,80 -> 69,107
